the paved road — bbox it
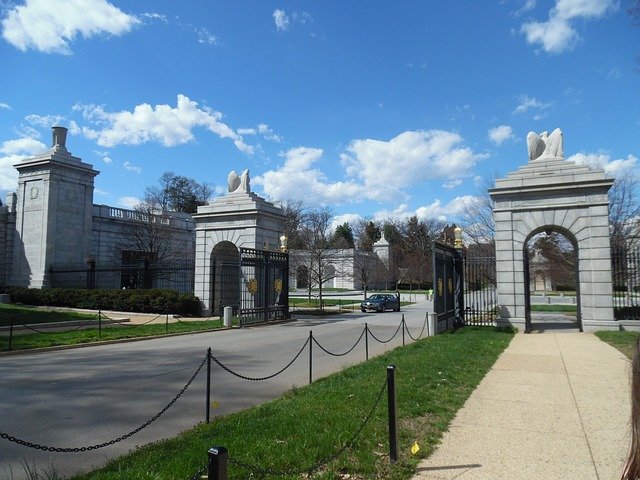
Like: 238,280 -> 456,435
0,304 -> 430,479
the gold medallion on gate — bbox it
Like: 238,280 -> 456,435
448,278 -> 453,294
437,278 -> 443,296
247,278 -> 258,294
274,278 -> 283,293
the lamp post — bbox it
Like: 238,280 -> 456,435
279,234 -> 288,252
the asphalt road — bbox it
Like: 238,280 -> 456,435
0,303 -> 431,480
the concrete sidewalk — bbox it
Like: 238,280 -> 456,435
413,333 -> 631,480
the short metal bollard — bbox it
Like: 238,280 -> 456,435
387,365 -> 398,463
208,446 -> 228,480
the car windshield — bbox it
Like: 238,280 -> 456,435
368,295 -> 384,300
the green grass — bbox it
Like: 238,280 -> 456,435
0,304 -> 97,327
289,298 -> 359,308
530,304 -> 577,313
595,331 -> 640,359
0,318 -> 231,352
72,327 -> 514,480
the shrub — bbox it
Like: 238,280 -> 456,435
1,287 -> 201,316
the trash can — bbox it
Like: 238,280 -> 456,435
223,306 -> 233,327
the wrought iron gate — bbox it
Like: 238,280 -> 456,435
463,252 -> 498,327
432,242 -> 463,333
239,247 -> 289,326
612,245 -> 640,320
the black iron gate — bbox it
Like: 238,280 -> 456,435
432,242 -> 463,333
612,245 -> 640,320
463,252 -> 498,327
239,247 -> 289,326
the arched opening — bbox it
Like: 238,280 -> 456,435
210,241 -> 240,315
323,265 -> 336,289
296,265 -> 309,289
523,226 -> 581,332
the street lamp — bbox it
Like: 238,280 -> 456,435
454,226 -> 463,249
279,234 -> 288,252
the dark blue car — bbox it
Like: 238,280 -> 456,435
360,294 -> 400,313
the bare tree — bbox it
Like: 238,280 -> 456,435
352,251 -> 388,299
144,171 -> 212,214
608,169 -> 640,249
295,207 -> 341,311
459,176 -> 496,255
118,202 -> 193,287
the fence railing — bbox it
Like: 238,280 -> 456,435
0,313 -> 431,479
612,245 -> 640,320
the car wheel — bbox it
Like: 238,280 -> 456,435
377,304 -> 385,312
361,308 -> 366,313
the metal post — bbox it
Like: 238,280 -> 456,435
309,330 -> 313,384
365,323 -> 369,360
98,310 -> 102,340
208,446 -> 228,480
387,365 -> 398,463
9,314 -> 14,351
402,314 -> 405,346
165,313 -> 169,334
206,347 -> 212,424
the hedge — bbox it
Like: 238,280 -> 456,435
2,287 -> 202,316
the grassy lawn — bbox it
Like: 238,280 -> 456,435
289,298 -> 360,308
0,304 -> 97,327
72,327 -> 514,480
0,318 -> 229,352
595,331 -> 640,359
530,304 -> 577,313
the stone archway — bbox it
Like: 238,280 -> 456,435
522,226 -> 580,332
489,129 -> 617,333
210,241 -> 240,315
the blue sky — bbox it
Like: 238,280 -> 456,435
0,0 -> 638,229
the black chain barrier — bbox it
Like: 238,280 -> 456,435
9,314 -> 99,335
188,459 -> 211,480
0,354 -> 208,452
367,320 -> 403,344
228,378 -> 388,477
404,313 -> 429,342
209,337 -> 310,381
312,328 -> 366,357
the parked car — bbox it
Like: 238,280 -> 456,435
360,293 -> 400,312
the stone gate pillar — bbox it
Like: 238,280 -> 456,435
192,170 -> 286,314
10,127 -> 98,288
489,129 -> 616,332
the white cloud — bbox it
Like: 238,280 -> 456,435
140,12 -> 168,24
520,0 -> 618,54
273,9 -> 311,32
118,196 -> 141,209
0,102 -> 11,110
238,123 -> 282,142
443,179 -> 463,189
93,150 -> 112,164
253,147 -> 363,205
94,188 -> 109,196
514,0 -> 537,16
123,160 -> 141,174
195,27 -> 217,45
25,113 -> 65,128
2,0 -> 140,54
0,136 -> 47,190
513,95 -> 553,115
488,125 -> 514,146
72,94 -> 254,154
567,152 -> 638,177
255,130 -> 485,206
273,9 -> 290,31
257,123 -> 282,142
342,130 -> 487,201
330,213 -> 363,233
415,196 -> 478,222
